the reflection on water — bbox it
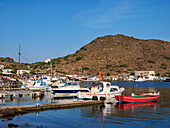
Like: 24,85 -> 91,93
79,100 -> 169,127
0,91 -> 79,107
0,82 -> 170,128
0,93 -> 48,107
115,101 -> 159,111
81,101 -> 160,119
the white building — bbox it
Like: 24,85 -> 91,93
134,71 -> 155,80
134,71 -> 155,77
2,69 -> 13,75
17,70 -> 30,75
0,65 -> 5,69
44,59 -> 51,63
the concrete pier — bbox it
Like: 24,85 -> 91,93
0,100 -> 104,118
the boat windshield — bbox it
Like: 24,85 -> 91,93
110,88 -> 118,92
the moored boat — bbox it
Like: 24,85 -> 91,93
115,91 -> 160,103
77,81 -> 125,101
51,82 -> 90,97
29,80 -> 50,91
134,77 -> 146,82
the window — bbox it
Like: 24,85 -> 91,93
110,88 -> 118,92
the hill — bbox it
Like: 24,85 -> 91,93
1,34 -> 170,77
31,34 -> 170,76
0,57 -> 16,65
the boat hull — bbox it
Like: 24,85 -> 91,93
77,90 -> 125,100
52,89 -> 89,94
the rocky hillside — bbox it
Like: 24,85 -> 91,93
0,57 -> 16,65
0,57 -> 29,72
31,34 -> 169,76
2,34 -> 170,77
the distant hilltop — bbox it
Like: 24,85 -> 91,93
1,34 -> 170,76
0,57 -> 15,65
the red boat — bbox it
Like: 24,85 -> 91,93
115,91 -> 160,103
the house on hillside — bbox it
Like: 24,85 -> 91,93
2,69 -> 13,75
0,65 -> 5,69
44,59 -> 51,63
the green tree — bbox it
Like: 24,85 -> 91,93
156,73 -> 160,76
119,64 -> 128,68
106,72 -> 110,76
76,57 -> 83,61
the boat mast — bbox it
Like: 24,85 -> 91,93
18,44 -> 21,79
51,62 -> 52,80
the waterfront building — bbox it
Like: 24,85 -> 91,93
134,71 -> 155,80
2,69 -> 13,75
0,65 -> 5,69
17,70 -> 30,75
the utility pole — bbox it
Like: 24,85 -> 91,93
18,44 -> 21,79
51,62 -> 52,80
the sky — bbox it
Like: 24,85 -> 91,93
0,0 -> 170,63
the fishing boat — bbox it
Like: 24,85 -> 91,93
115,91 -> 160,103
77,81 -> 125,100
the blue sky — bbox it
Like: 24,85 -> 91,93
0,0 -> 170,63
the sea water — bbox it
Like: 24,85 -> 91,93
0,82 -> 170,128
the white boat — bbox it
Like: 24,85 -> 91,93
135,77 -> 146,82
83,76 -> 101,82
77,81 -> 125,100
52,80 -> 66,88
51,82 -> 90,97
29,80 -> 51,91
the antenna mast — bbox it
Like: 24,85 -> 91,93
18,44 -> 21,79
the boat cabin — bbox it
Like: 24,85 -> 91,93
91,81 -> 121,94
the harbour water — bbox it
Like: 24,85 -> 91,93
0,82 -> 170,128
